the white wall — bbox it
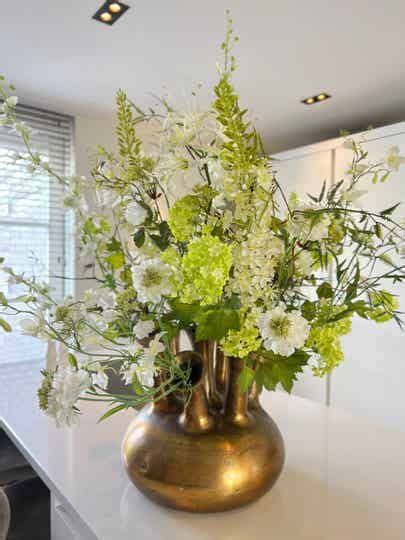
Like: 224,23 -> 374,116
275,122 -> 405,432
73,114 -> 117,298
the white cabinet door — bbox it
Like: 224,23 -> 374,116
274,148 -> 333,404
331,132 -> 405,431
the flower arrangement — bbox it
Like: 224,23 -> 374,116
0,14 -> 404,427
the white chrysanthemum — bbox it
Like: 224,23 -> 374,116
47,367 -> 91,427
132,258 -> 172,304
133,320 -> 155,339
258,304 -> 310,357
125,201 -> 148,227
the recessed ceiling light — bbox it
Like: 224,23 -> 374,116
109,3 -> 122,13
93,1 -> 130,25
302,92 -> 331,105
100,11 -> 112,22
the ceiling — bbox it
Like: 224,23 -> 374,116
2,0 -> 405,153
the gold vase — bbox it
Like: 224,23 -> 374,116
122,338 -> 285,513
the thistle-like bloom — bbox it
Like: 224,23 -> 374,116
46,367 -> 91,427
132,258 -> 173,304
258,304 -> 309,357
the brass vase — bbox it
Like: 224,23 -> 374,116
121,338 -> 285,513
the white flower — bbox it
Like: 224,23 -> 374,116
47,367 -> 91,427
121,362 -> 138,386
385,146 -> 405,172
258,304 -> 310,357
288,205 -> 330,242
142,334 -> 165,362
6,96 -> 18,107
295,250 -> 313,276
212,193 -> 228,210
132,258 -> 173,304
125,201 -> 148,227
133,320 -> 155,339
137,335 -> 165,387
91,364 -> 109,390
19,318 -> 40,336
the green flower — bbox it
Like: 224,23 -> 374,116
161,247 -> 183,293
168,195 -> 200,242
221,311 -> 260,358
180,234 -> 232,305
307,309 -> 352,377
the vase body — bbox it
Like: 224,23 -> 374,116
121,341 -> 285,513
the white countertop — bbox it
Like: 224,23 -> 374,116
1,360 -> 405,540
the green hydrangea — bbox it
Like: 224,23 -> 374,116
161,246 -> 183,293
307,313 -> 352,377
115,286 -> 138,318
220,312 -> 260,358
180,234 -> 232,305
168,195 -> 200,242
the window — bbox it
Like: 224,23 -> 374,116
0,105 -> 74,364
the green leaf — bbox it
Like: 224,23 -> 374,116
168,300 -> 202,325
316,282 -> 333,299
132,373 -> 144,395
0,292 -> 8,306
106,252 -> 125,269
238,365 -> 255,393
0,318 -> 12,332
133,228 -> 145,248
150,221 -> 171,251
380,171 -> 390,183
301,300 -> 317,321
68,353 -> 78,369
97,404 -> 127,423
380,202 -> 400,216
195,307 -> 240,341
375,223 -> 383,239
257,350 -> 309,393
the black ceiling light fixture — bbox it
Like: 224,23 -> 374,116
301,92 -> 331,105
93,1 -> 130,25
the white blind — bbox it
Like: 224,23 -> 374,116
0,104 -> 74,364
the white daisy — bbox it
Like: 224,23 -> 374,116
258,304 -> 310,357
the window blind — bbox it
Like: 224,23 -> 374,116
0,104 -> 74,364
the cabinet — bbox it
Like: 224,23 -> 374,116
274,123 -> 405,431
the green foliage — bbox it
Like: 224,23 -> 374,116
149,221 -> 171,251
256,350 -> 309,393
116,89 -> 142,159
0,318 -> 12,332
238,365 -> 255,393
194,306 -> 240,341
